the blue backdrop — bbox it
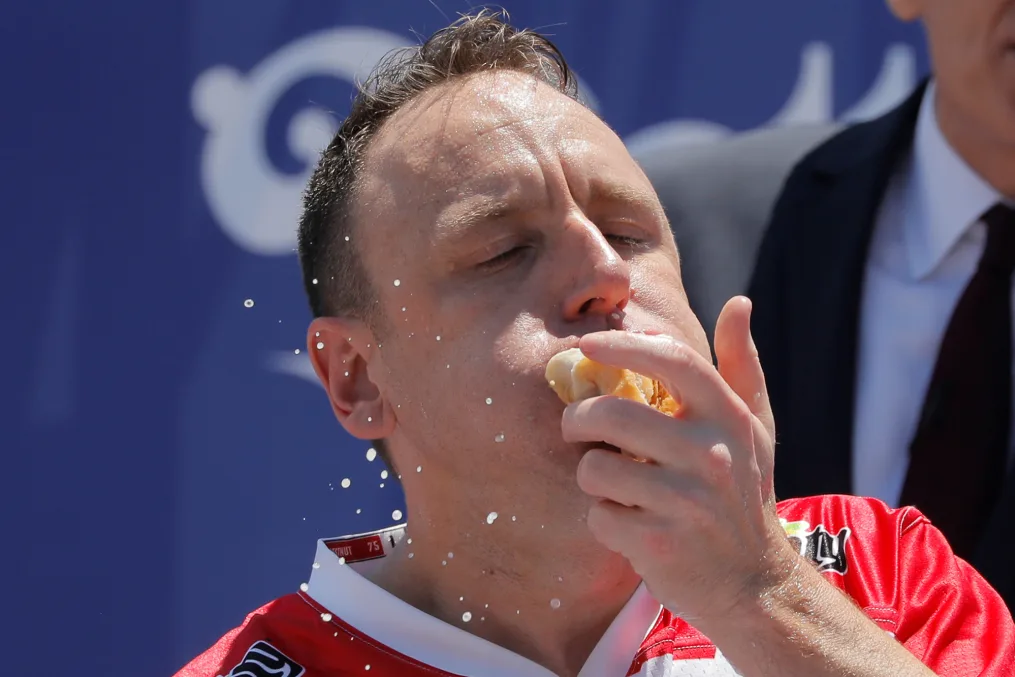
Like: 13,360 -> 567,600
1,2 -> 928,675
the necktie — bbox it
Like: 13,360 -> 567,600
900,203 -> 1015,560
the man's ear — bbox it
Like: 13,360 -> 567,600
885,0 -> 924,22
307,317 -> 394,441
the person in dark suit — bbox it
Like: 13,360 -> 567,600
748,0 -> 1015,610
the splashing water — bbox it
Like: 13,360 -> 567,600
321,612 -> 333,622
392,509 -> 403,521
486,512 -> 498,524
485,397 -> 493,405
462,612 -> 472,622
550,598 -> 562,610
366,448 -> 377,462
494,433 -> 505,443
341,478 -> 351,489
243,299 -> 254,308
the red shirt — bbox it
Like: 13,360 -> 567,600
175,496 -> 1015,676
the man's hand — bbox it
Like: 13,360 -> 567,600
561,296 -> 937,676
561,295 -> 796,622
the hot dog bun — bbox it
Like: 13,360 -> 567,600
545,347 -> 680,415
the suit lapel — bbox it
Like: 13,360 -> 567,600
777,83 -> 927,498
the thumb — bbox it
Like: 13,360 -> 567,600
714,296 -> 775,441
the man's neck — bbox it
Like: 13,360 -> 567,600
365,513 -> 643,677
934,88 -> 1015,199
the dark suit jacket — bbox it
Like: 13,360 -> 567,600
747,81 -> 1015,609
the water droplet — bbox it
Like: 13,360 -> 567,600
316,342 -> 324,350
408,552 -> 414,558
494,433 -> 505,443
356,508 -> 362,514
548,380 -> 556,388
392,509 -> 403,520
550,598 -> 561,610
344,371 -> 349,377
516,610 -> 521,615
484,604 -> 489,608
459,596 -> 465,601
393,279 -> 401,287
480,616 -> 485,621
511,515 -> 517,522
294,349 -> 301,355
315,331 -> 320,337
485,397 -> 493,405
312,562 -> 320,569
381,470 -> 389,479
321,612 -> 333,621
300,582 -> 309,592
243,299 -> 254,308
367,416 -> 372,422
365,665 -> 370,671
341,478 -> 351,488
338,557 -> 346,565
486,512 -> 498,524
379,483 -> 385,488
344,235 -> 350,241
312,278 -> 319,285
402,307 -> 407,312
442,560 -> 447,566
417,466 -> 422,473
366,448 -> 377,462
407,538 -> 413,544
447,552 -> 454,559
446,364 -> 451,369
436,335 -> 441,341
462,612 -> 472,622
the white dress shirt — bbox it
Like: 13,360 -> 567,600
851,83 -> 1015,507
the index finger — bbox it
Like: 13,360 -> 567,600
578,331 -> 744,425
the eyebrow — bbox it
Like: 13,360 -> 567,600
437,198 -> 526,236
588,182 -> 661,215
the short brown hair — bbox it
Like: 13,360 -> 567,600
296,10 -> 581,469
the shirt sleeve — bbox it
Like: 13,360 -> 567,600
894,510 -> 1015,676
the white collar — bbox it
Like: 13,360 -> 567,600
903,81 -> 1005,280
306,537 -> 663,677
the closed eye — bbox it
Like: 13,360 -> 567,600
477,245 -> 528,270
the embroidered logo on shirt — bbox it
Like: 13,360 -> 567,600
226,640 -> 305,677
781,519 -> 850,575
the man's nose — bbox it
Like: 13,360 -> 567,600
559,216 -> 631,321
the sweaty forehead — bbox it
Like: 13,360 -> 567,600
356,70 -> 636,245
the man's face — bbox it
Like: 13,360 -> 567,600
900,0 -> 1015,142
349,71 -> 707,542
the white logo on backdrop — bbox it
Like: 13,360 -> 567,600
191,30 -> 916,382
192,30 -> 916,257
